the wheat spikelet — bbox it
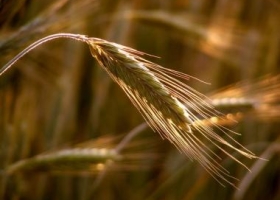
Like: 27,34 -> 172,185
1,33 -> 259,186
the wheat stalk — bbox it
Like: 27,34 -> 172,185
0,33 -> 259,186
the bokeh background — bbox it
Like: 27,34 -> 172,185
0,0 -> 280,199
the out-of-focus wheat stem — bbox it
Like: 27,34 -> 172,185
88,122 -> 149,198
233,142 -> 280,200
115,122 -> 148,152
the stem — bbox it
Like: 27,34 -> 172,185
87,122 -> 148,200
0,33 -> 89,76
115,122 -> 148,152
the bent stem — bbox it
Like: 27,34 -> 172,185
0,33 -> 89,76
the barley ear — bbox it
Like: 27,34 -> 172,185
85,38 -> 259,186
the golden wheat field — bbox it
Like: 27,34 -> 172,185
0,0 -> 280,200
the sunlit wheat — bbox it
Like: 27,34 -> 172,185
1,33 -> 259,186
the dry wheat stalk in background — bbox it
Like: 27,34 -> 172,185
0,33 -> 259,186
211,75 -> 280,121
5,147 -> 120,175
4,123 -> 152,175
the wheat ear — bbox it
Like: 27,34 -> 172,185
85,37 -> 259,186
211,75 -> 280,120
5,125 -> 152,175
5,148 -> 120,175
1,33 -> 259,186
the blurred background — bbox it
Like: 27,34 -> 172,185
0,0 -> 280,199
